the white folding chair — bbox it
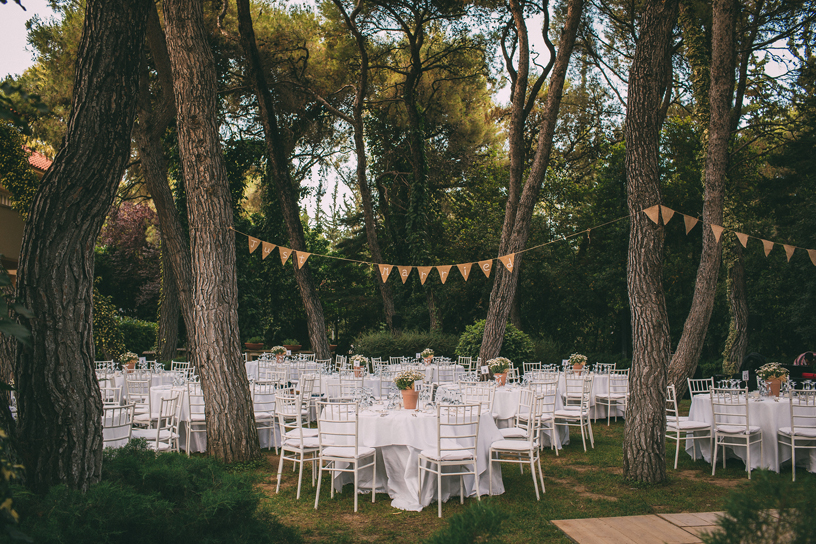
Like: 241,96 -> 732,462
127,378 -> 152,427
102,403 -> 134,449
186,381 -> 206,456
532,380 -> 559,456
253,381 -> 281,454
276,392 -> 319,499
171,360 -> 190,374
418,404 -> 481,518
523,362 -> 542,375
595,369 -> 629,425
457,356 -> 473,371
100,385 -> 122,406
499,388 -> 535,440
132,394 -> 180,452
554,375 -> 594,451
314,401 -> 377,512
778,389 -> 816,481
461,384 -> 495,414
687,377 -> 714,398
298,373 -> 317,423
666,384 -> 711,469
436,365 -> 457,384
711,387 -> 762,479
489,395 -> 546,500
563,370 -> 586,408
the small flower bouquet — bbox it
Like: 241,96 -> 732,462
756,362 -> 789,381
568,353 -> 587,367
487,357 -> 511,374
394,369 -> 425,390
351,354 -> 369,367
421,348 -> 434,359
120,351 -> 138,370
269,345 -> 287,356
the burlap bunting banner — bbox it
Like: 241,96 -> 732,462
262,242 -> 276,259
458,263 -> 472,281
378,264 -> 393,283
279,247 -> 292,265
499,254 -> 515,272
660,206 -> 675,224
295,251 -> 311,269
437,265 -> 452,284
417,266 -> 433,285
248,236 -> 261,253
478,260 -> 492,278
644,205 -> 660,224
762,239 -> 774,257
397,266 -> 412,284
684,215 -> 699,234
711,224 -> 725,243
809,249 -> 816,266
783,244 -> 795,262
735,232 -> 749,248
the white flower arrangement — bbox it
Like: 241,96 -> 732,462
568,353 -> 587,367
756,362 -> 789,381
351,354 -> 369,367
487,357 -> 511,373
270,345 -> 287,356
421,348 -> 434,358
395,369 -> 425,390
120,351 -> 138,363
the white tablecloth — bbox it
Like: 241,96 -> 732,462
688,395 -> 816,472
327,407 -> 504,512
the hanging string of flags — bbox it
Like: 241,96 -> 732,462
233,204 -> 814,285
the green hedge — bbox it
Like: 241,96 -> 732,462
117,317 -> 157,356
353,330 -> 459,359
93,285 -> 125,361
455,320 -> 534,363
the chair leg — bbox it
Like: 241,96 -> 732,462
474,461 -> 480,502
579,422 -> 587,452
587,420 -> 595,448
277,451 -> 286,493
711,437 -> 718,476
791,442 -> 796,482
530,455 -> 540,501
353,464 -> 359,512
489,452 -> 494,496
674,432 -> 680,470
372,454 -> 377,503
297,452 -> 305,499
314,460 -> 323,510
417,458 -> 423,504
437,466 -> 443,518
537,456 -> 546,494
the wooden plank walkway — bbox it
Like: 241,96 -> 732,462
552,512 -> 725,544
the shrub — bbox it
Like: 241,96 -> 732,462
422,502 -> 505,544
353,330 -> 459,359
93,285 -> 125,361
117,317 -> 157,356
455,320 -> 534,363
16,440 -> 302,544
531,336 -> 563,365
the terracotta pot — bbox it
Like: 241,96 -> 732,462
276,354 -> 285,364
494,371 -> 507,386
401,388 -> 419,410
124,361 -> 136,370
573,364 -> 584,375
354,367 -> 363,378
245,342 -> 263,351
283,345 -> 301,353
766,378 -> 783,397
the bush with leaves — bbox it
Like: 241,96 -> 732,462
116,317 -> 156,356
422,502 -> 505,544
92,284 -> 125,361
455,320 -> 534,363
354,330 -> 459,359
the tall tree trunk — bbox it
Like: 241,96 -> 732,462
163,0 -> 260,462
668,0 -> 735,398
14,0 -> 149,492
478,0 -> 583,362
235,0 -> 331,360
621,0 -> 678,484
156,237 -> 180,363
722,239 -> 748,374
0,284 -> 17,443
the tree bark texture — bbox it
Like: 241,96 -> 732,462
622,0 -> 678,484
163,0 -> 260,462
0,285 -> 17,442
235,0 -> 331,360
478,0 -> 583,362
14,0 -> 149,492
668,0 -> 735,398
156,237 -> 180,363
722,239 -> 748,374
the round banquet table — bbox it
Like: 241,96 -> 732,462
687,394 -> 816,473
325,405 -> 504,512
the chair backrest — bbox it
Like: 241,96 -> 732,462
100,385 -> 122,406
298,373 -> 316,397
460,384 -> 495,413
688,377 -> 714,397
523,362 -> 542,375
436,404 -> 481,459
710,387 -> 750,429
252,381 -> 279,415
326,381 -> 358,401
171,361 -> 190,373
515,388 -> 535,425
666,384 -> 681,425
595,363 -> 616,374
506,367 -> 520,384
535,382 -> 558,419
563,372 -> 588,406
102,403 -> 134,448
316,401 -> 361,455
301,353 -> 316,361
276,391 -> 308,438
126,378 -> 150,409
436,365 -> 457,384
188,381 -> 206,420
315,359 -> 332,373
335,355 -> 348,371
790,388 -> 816,433
457,356 -> 472,371
259,364 -> 288,386
608,369 -> 630,395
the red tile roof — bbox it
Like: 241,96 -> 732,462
27,149 -> 52,172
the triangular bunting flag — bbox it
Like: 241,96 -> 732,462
499,254 -> 515,272
711,224 -> 724,242
660,206 -> 675,224
761,239 -> 774,257
684,215 -> 699,234
437,265 -> 452,284
643,205 -> 660,224
783,244 -> 795,262
279,247 -> 292,265
378,264 -> 393,283
457,263 -> 472,281
417,266 -> 433,285
248,236 -> 261,253
809,249 -> 816,266
478,260 -> 493,278
397,266 -> 412,284
295,251 -> 311,269
261,241 -> 276,260
735,232 -> 749,248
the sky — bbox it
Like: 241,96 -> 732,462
0,0 -> 56,79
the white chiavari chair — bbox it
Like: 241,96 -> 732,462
778,388 -> 816,481
489,395 -> 545,500
665,384 -> 711,469
711,387 -> 762,479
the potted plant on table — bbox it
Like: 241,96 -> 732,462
244,336 -> 264,351
569,353 -> 587,375
421,348 -> 434,365
120,351 -> 138,371
282,338 -> 301,353
270,345 -> 287,364
351,354 -> 369,377
756,362 -> 789,397
395,369 -> 425,410
488,357 -> 512,386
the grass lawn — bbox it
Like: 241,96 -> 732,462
251,400 -> 816,543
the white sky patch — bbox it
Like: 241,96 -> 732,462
0,0 -> 57,79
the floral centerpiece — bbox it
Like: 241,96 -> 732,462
120,351 -> 138,370
395,369 -> 425,409
351,354 -> 369,377
488,357 -> 512,386
757,362 -> 788,397
568,353 -> 587,374
421,348 -> 434,365
269,345 -> 287,363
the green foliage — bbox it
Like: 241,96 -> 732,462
16,441 -> 302,544
703,471 -> 816,544
116,317 -> 157,356
0,81 -> 48,136
421,502 -> 505,544
0,260 -> 33,347
0,121 -> 40,220
455,320 -> 534,363
531,336 -> 564,365
354,330 -> 459,359
93,284 -> 125,361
